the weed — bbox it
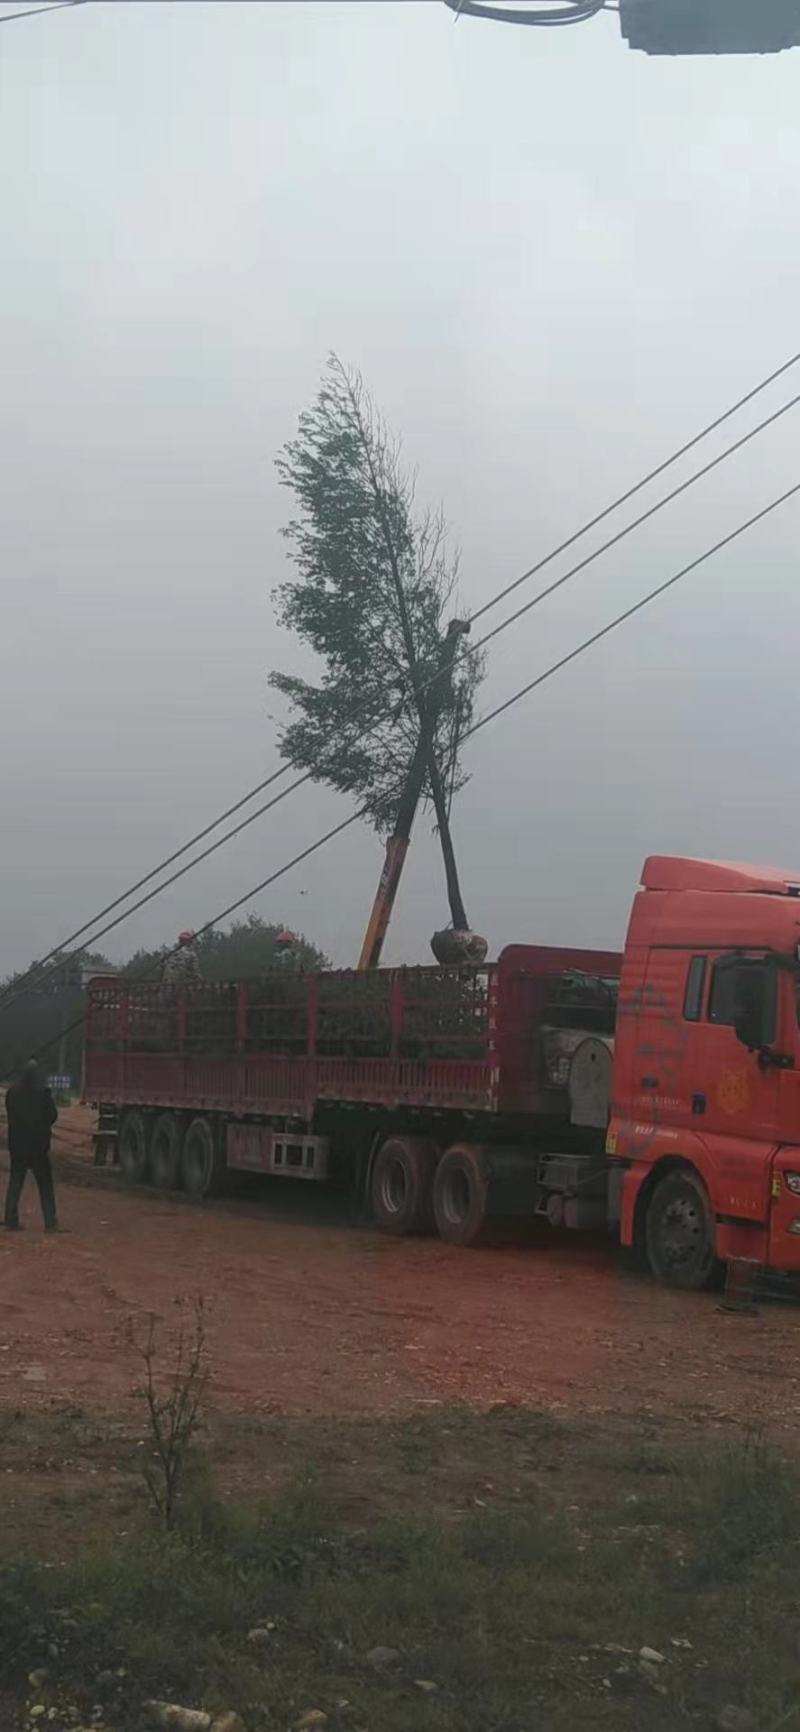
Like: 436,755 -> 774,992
129,1296 -> 209,1531
1,1409 -> 799,1732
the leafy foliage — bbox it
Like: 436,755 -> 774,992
123,916 -> 329,982
0,918 -> 328,1082
271,356 -> 484,833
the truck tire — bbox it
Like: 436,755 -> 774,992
433,1144 -> 488,1247
118,1110 -> 149,1185
181,1116 -> 225,1200
150,1112 -> 182,1191
645,1169 -> 718,1290
371,1136 -> 436,1234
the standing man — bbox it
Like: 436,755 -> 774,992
4,1060 -> 59,1233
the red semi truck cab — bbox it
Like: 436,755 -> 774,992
610,856 -> 800,1283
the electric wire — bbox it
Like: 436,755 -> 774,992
0,1 -> 83,21
25,474 -> 800,1063
446,0 -> 608,24
5,360 -> 800,1013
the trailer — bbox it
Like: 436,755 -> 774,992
84,942 -> 620,1238
84,857 -> 800,1288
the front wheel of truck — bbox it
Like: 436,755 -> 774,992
645,1169 -> 718,1290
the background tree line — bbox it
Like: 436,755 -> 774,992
0,917 -> 328,1085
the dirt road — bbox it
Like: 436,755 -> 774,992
0,1112 -> 797,1432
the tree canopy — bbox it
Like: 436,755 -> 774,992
0,917 -> 329,1083
122,917 -> 328,982
271,356 -> 484,834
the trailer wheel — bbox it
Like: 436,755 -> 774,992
181,1116 -> 224,1200
433,1144 -> 488,1247
118,1110 -> 149,1186
371,1136 -> 436,1234
645,1169 -> 718,1290
150,1112 -> 182,1191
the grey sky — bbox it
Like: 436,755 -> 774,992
1,0 -> 799,977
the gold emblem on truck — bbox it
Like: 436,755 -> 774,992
717,1068 -> 750,1117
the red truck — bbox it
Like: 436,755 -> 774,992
84,855 -> 800,1289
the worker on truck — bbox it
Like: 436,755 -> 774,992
162,929 -> 202,992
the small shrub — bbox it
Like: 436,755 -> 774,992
130,1297 -> 209,1531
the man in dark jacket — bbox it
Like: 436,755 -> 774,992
4,1060 -> 59,1232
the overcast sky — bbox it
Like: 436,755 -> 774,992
1,0 -> 799,977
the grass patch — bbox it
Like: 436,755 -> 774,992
1,1407 -> 799,1731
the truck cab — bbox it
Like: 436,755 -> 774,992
610,857 -> 800,1286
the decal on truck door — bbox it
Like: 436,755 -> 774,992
716,1068 -> 751,1118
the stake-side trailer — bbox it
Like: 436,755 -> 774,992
84,857 -> 800,1288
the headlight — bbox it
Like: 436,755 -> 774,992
784,1172 -> 800,1194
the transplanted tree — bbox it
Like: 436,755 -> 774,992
271,355 -> 485,947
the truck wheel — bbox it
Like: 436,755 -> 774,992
433,1144 -> 488,1247
118,1110 -> 149,1185
150,1112 -> 182,1191
181,1116 -> 224,1200
645,1169 -> 717,1290
372,1136 -> 436,1234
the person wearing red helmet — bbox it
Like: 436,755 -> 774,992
162,928 -> 202,992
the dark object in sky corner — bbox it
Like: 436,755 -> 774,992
444,0 -> 800,55
619,0 -> 800,55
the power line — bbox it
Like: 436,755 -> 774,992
0,769 -> 313,1023
465,479 -> 800,739
0,365 -> 782,1017
6,345 -> 800,1009
468,385 -> 800,657
0,1 -> 83,20
31,812 -> 367,1064
169,477 -> 800,935
26,473 -> 800,1068
468,344 -> 800,625
446,0 -> 609,24
5,760 -> 295,994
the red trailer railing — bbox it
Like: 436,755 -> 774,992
84,947 -> 623,1124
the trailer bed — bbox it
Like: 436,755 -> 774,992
84,946 -> 622,1123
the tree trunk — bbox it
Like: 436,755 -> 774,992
357,623 -> 468,968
